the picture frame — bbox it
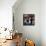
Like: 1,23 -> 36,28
23,14 -> 35,26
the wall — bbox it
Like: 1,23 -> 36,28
0,0 -> 17,30
13,0 -> 41,46
41,0 -> 46,46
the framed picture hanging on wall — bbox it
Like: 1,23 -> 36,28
23,14 -> 35,26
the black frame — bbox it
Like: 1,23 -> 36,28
23,14 -> 35,26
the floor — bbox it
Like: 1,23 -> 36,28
0,39 -> 16,46
0,33 -> 23,46
0,38 -> 24,46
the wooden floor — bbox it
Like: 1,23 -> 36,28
0,33 -> 23,46
0,39 -> 16,46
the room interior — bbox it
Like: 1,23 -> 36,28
0,0 -> 46,46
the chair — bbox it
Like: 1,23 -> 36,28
15,33 -> 23,46
25,40 -> 35,46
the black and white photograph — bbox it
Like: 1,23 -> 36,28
23,14 -> 35,25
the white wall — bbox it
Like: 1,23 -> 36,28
13,0 -> 41,46
41,0 -> 46,46
0,0 -> 17,30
